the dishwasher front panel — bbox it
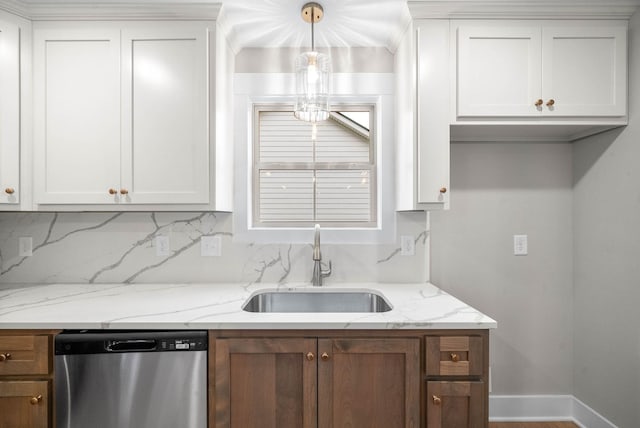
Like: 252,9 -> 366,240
55,350 -> 207,428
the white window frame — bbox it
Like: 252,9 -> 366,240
233,73 -> 395,244
252,103 -> 377,228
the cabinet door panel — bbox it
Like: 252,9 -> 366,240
0,381 -> 48,428
214,338 -> 317,428
318,338 -> 420,428
34,29 -> 121,204
457,26 -> 541,116
426,381 -> 484,428
0,20 -> 20,205
121,28 -> 209,204
542,26 -> 627,116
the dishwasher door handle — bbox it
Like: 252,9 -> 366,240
105,339 -> 157,352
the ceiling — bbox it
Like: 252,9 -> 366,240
13,0 -> 410,51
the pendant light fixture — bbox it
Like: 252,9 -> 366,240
294,2 -> 331,123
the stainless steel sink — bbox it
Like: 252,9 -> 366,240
242,290 -> 392,313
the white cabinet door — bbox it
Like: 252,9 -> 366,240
457,26 -> 542,117
121,28 -> 209,204
542,26 -> 627,117
416,21 -> 450,206
34,29 -> 121,204
0,20 -> 20,205
455,22 -> 627,119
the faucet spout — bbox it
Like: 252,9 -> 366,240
312,224 -> 331,286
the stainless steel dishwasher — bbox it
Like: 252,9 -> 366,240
55,330 -> 207,428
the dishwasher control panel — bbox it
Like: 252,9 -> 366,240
55,330 -> 208,355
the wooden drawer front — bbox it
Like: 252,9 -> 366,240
426,336 -> 483,377
0,336 -> 50,376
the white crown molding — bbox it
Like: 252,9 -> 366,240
408,1 -> 639,19
385,6 -> 412,54
0,1 -> 221,21
215,5 -> 240,55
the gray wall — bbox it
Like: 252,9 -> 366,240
430,142 -> 574,394
572,10 -> 640,428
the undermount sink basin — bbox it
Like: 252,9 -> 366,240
242,290 -> 392,313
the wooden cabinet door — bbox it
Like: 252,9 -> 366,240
214,338 -> 317,428
318,338 -> 420,428
121,26 -> 209,204
0,19 -> 20,206
456,25 -> 542,117
542,25 -> 627,117
0,335 -> 49,376
0,381 -> 48,428
426,381 -> 484,428
33,28 -> 121,204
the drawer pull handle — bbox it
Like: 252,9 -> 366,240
321,352 -> 330,361
30,395 -> 42,405
432,395 -> 442,405
306,352 -> 314,361
439,187 -> 447,194
546,99 -> 555,107
4,188 -> 15,195
450,353 -> 459,362
108,188 -> 117,195
534,99 -> 543,107
0,353 -> 11,362
120,189 -> 129,195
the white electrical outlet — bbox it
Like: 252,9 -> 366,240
18,237 -> 33,257
400,235 -> 415,256
514,235 -> 528,256
201,236 -> 222,257
155,235 -> 170,256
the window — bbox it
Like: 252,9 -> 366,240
253,105 -> 376,228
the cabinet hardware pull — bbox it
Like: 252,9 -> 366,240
321,352 -> 330,361
0,353 -> 11,362
439,187 -> 447,194
546,99 -> 555,107
30,395 -> 42,405
4,188 -> 15,195
108,188 -> 117,195
432,395 -> 442,405
534,99 -> 543,107
306,352 -> 314,361
450,353 -> 459,362
120,189 -> 129,195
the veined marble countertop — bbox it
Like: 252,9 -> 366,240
0,282 -> 497,330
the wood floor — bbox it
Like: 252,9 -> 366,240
490,423 -> 580,428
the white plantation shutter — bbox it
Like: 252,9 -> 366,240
254,107 -> 376,227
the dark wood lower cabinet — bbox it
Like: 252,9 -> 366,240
0,381 -> 48,428
426,381 -> 485,428
211,333 -> 421,428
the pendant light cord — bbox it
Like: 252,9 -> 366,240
311,5 -> 315,51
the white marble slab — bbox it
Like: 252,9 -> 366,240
0,282 -> 496,330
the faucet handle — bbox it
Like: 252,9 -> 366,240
321,260 -> 332,278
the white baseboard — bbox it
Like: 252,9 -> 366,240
489,395 -> 618,428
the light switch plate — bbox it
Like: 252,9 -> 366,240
514,235 -> 528,256
18,237 -> 32,257
201,236 -> 222,257
155,235 -> 170,256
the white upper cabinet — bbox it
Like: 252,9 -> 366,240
34,29 -> 121,204
454,20 -> 627,123
121,28 -> 209,204
0,20 -> 21,206
395,20 -> 450,211
33,22 -> 211,208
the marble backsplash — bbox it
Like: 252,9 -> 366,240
0,212 -> 428,285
